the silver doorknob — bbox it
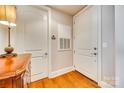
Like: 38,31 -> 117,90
45,53 -> 48,55
93,47 -> 97,50
93,53 -> 97,55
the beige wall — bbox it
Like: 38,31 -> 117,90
0,25 -> 8,54
51,9 -> 73,72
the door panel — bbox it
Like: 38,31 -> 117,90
17,6 -> 48,82
24,12 -> 43,50
31,57 -> 44,76
74,6 -> 98,81
28,50 -> 43,58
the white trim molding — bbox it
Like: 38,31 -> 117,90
31,72 -> 47,82
99,81 -> 114,88
49,66 -> 75,78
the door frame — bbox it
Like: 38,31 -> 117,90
73,5 -> 102,86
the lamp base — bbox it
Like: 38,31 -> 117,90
0,46 -> 17,58
0,53 -> 17,58
4,46 -> 14,54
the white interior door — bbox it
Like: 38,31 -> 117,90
17,6 -> 48,82
74,6 -> 98,81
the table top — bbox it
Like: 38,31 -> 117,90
0,53 -> 31,80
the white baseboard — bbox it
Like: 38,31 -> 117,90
98,81 -> 114,88
31,72 -> 47,82
49,66 -> 75,78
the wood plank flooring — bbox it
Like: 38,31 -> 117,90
30,71 -> 99,88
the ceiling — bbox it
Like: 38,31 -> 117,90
48,5 -> 86,16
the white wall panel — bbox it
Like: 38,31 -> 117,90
51,9 -> 73,72
115,5 -> 124,88
101,5 -> 115,87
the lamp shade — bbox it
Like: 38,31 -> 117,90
0,5 -> 16,26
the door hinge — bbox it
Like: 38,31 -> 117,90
74,50 -> 75,54
73,65 -> 76,68
73,36 -> 75,40
73,20 -> 75,24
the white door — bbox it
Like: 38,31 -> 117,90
17,6 -> 48,82
74,6 -> 98,81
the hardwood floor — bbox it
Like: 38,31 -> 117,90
30,71 -> 99,88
